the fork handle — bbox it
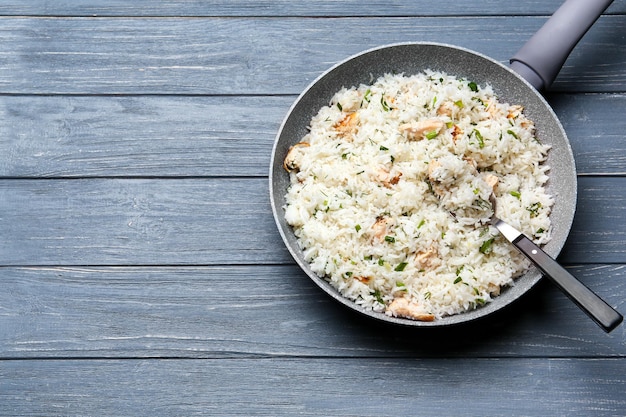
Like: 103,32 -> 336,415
513,235 -> 623,333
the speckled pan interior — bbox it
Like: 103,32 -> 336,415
270,42 -> 577,327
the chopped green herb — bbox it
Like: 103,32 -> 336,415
425,178 -> 435,195
509,190 -> 521,199
363,89 -> 372,103
468,81 -> 478,92
454,99 -> 464,108
424,291 -> 432,300
378,258 -> 385,266
390,155 -> 395,163
381,96 -> 391,112
526,202 -> 542,218
474,197 -> 491,210
454,277 -> 463,284
355,224 -> 361,232
384,235 -> 396,243
364,255 -> 373,261
507,129 -> 519,139
337,102 -> 343,111
345,271 -> 353,277
479,237 -> 495,254
425,130 -> 439,140
418,219 -> 426,229
341,153 -> 349,159
536,228 -> 545,234
345,189 -> 352,197
475,298 -> 486,306
372,289 -> 384,304
394,262 -> 408,272
379,145 -> 389,151
473,129 -> 485,148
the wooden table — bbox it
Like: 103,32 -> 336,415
1,1 -> 625,415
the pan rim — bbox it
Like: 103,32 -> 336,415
269,41 -> 577,328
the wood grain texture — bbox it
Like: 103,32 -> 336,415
0,95 -> 281,178
0,178 -> 289,266
1,0 -> 625,17
0,94 -> 624,178
0,16 -> 623,94
0,5 -> 624,416
0,177 -> 624,266
1,358 -> 625,416
0,265 -> 623,359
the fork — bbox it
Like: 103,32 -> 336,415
489,193 -> 623,333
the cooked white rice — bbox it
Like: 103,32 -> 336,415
283,71 -> 552,321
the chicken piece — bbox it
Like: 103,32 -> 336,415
386,297 -> 435,321
371,216 -> 394,242
520,119 -> 534,129
283,142 -> 310,172
437,101 -> 453,116
399,119 -> 445,140
484,173 -> 499,190
427,159 -> 442,180
415,246 -> 441,270
451,124 -> 463,143
485,98 -> 503,119
355,276 -> 372,284
376,167 -> 402,188
463,157 -> 478,171
507,105 -> 524,120
488,283 -> 501,297
333,112 -> 359,138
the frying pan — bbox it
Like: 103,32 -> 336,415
270,0 -> 619,328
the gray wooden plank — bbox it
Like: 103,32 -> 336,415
550,93 -> 626,176
0,177 -> 624,265
1,358 -> 625,416
0,94 -> 624,178
0,178 -> 290,266
0,16 -> 623,94
561,176 -> 626,264
0,265 -> 623,359
0,95 -> 280,178
2,0 -> 625,17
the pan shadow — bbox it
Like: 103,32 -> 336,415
323,279 -> 560,357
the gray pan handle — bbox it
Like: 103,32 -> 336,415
510,0 -> 614,91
